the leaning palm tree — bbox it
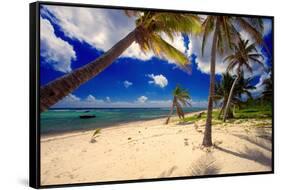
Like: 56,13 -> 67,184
214,72 -> 236,119
165,86 -> 191,124
214,72 -> 255,119
222,39 -> 264,122
40,11 -> 202,112
201,16 -> 264,146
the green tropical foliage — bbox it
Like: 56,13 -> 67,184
214,72 -> 256,119
90,128 -> 102,143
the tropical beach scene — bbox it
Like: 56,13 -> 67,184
39,4 -> 273,186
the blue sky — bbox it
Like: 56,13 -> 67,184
39,5 -> 273,108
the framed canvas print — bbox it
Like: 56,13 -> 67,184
29,1 -> 274,188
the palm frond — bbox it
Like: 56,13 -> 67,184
235,17 -> 263,44
222,17 -> 232,48
248,53 -> 264,59
245,43 -> 258,53
152,13 -> 202,35
249,57 -> 265,69
149,33 -> 190,67
243,62 -> 254,73
248,18 -> 264,33
201,16 -> 215,55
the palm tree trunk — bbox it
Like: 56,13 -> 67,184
176,107 -> 181,119
202,20 -> 219,147
218,100 -> 226,119
40,29 -> 136,112
223,74 -> 240,122
165,98 -> 175,124
176,106 -> 184,119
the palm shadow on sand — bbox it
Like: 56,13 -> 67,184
176,121 -> 194,126
215,145 -> 272,167
158,154 -> 221,178
188,154 -> 221,176
254,127 -> 272,142
232,134 -> 272,152
158,166 -> 178,178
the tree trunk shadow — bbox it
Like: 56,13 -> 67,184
232,134 -> 272,152
176,121 -> 194,125
214,145 -> 272,168
254,127 -> 272,142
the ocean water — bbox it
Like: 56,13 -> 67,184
40,107 -> 205,134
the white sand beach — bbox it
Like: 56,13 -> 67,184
40,111 -> 272,186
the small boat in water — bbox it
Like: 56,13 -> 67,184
79,114 -> 96,119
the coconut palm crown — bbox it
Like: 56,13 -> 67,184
225,38 -> 264,75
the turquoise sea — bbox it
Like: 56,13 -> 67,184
40,107 -> 205,134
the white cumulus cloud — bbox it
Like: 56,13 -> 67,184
54,94 -> 104,107
52,93 -> 80,107
123,80 -> 133,88
40,17 -> 76,73
137,96 -> 148,103
85,95 -> 104,103
249,71 -> 271,98
106,96 -> 111,102
147,74 -> 168,88
63,93 -> 80,102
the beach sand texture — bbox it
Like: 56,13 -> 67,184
40,112 -> 272,185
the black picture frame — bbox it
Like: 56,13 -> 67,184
30,1 -> 274,188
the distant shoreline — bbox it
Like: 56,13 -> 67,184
40,109 -> 206,138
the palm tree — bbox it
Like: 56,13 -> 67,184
222,39 -> 264,122
201,16 -> 264,146
214,72 -> 255,119
40,11 -> 202,112
165,86 -> 191,124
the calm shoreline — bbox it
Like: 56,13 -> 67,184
40,110 -> 206,139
